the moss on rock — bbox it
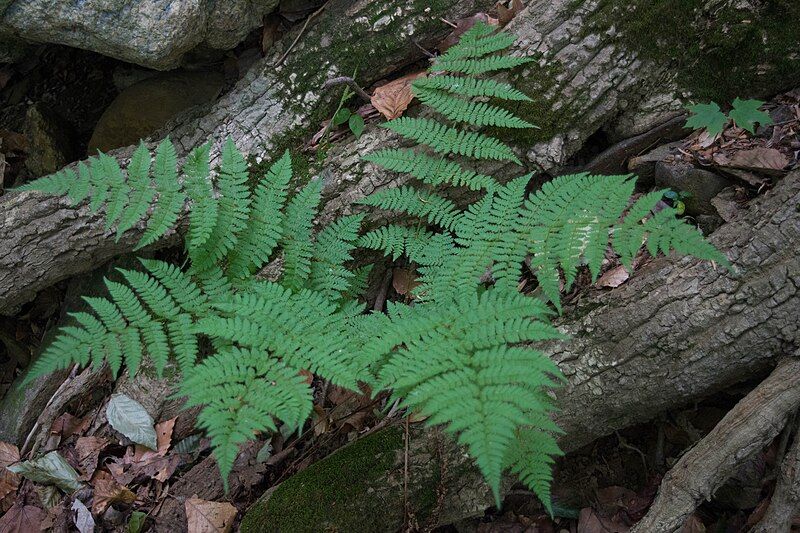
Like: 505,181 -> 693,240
589,0 -> 800,101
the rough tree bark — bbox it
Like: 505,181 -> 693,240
241,170 -> 800,531
1,0 -> 798,314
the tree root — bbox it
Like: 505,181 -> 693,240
750,410 -> 800,532
631,356 -> 800,533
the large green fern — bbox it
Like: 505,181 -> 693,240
357,20 -> 732,510
21,145 -> 367,488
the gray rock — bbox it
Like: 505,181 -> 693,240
628,142 -> 681,188
0,0 -> 278,70
88,70 -> 224,153
654,161 -> 732,216
23,103 -> 75,177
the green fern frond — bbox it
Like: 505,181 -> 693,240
139,259 -> 209,315
16,167 -> 76,196
413,75 -> 531,101
279,179 -> 321,290
137,138 -> 184,250
183,142 -> 218,252
115,142 -> 155,240
227,150 -> 293,279
384,117 -> 520,163
363,149 -> 497,191
359,186 -> 461,230
642,208 -> 732,269
190,137 -> 251,269
96,152 -> 127,231
181,347 -> 312,489
309,214 -> 364,299
357,224 -> 434,261
506,426 -> 564,516
431,55 -> 534,76
439,30 -> 517,61
415,87 -> 535,129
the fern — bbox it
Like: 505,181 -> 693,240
22,141 -> 373,484
357,20 -> 732,507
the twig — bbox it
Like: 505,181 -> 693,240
322,76 -> 372,102
274,1 -> 330,66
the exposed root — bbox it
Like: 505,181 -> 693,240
631,356 -> 800,533
750,410 -> 800,532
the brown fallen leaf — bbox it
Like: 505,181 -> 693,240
311,404 -> 330,436
155,417 -> 176,456
596,265 -> 630,289
50,413 -> 89,440
0,442 -> 20,511
185,497 -> 237,533
438,13 -> 500,52
496,0 -> 525,26
74,436 -> 108,480
392,268 -> 420,296
0,502 -> 45,533
298,368 -> 314,385
91,470 -> 136,514
370,71 -> 426,120
577,507 -> 629,533
729,147 -> 789,176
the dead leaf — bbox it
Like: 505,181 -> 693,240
74,436 -> 108,480
298,369 -> 314,385
71,499 -> 94,533
0,442 -> 20,507
577,507 -> 629,533
155,417 -> 176,456
0,502 -> 45,533
370,71 -> 426,120
438,14 -> 500,51
91,470 -> 136,514
729,147 -> 789,176
50,413 -> 88,440
596,266 -> 630,289
0,131 -> 28,154
496,0 -> 525,26
392,268 -> 420,296
185,497 -> 237,533
311,405 -> 330,436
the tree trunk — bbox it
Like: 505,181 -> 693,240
241,169 -> 800,531
2,0 -> 798,314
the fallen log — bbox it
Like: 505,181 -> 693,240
2,0 -> 798,314
241,170 -> 800,531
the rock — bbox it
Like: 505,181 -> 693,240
628,142 -> 682,188
654,161 -> 732,216
88,70 -> 224,153
0,0 -> 279,70
23,103 -> 75,177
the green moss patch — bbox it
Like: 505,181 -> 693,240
589,0 -> 800,101
240,427 -> 405,532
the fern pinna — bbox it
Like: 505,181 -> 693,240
358,21 -> 731,509
21,140 -> 367,486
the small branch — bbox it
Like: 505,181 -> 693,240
274,1 -> 330,66
631,357 -> 800,532
322,76 -> 372,103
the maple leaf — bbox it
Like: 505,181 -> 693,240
370,71 -> 426,120
685,102 -> 728,137
729,98 -> 773,134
